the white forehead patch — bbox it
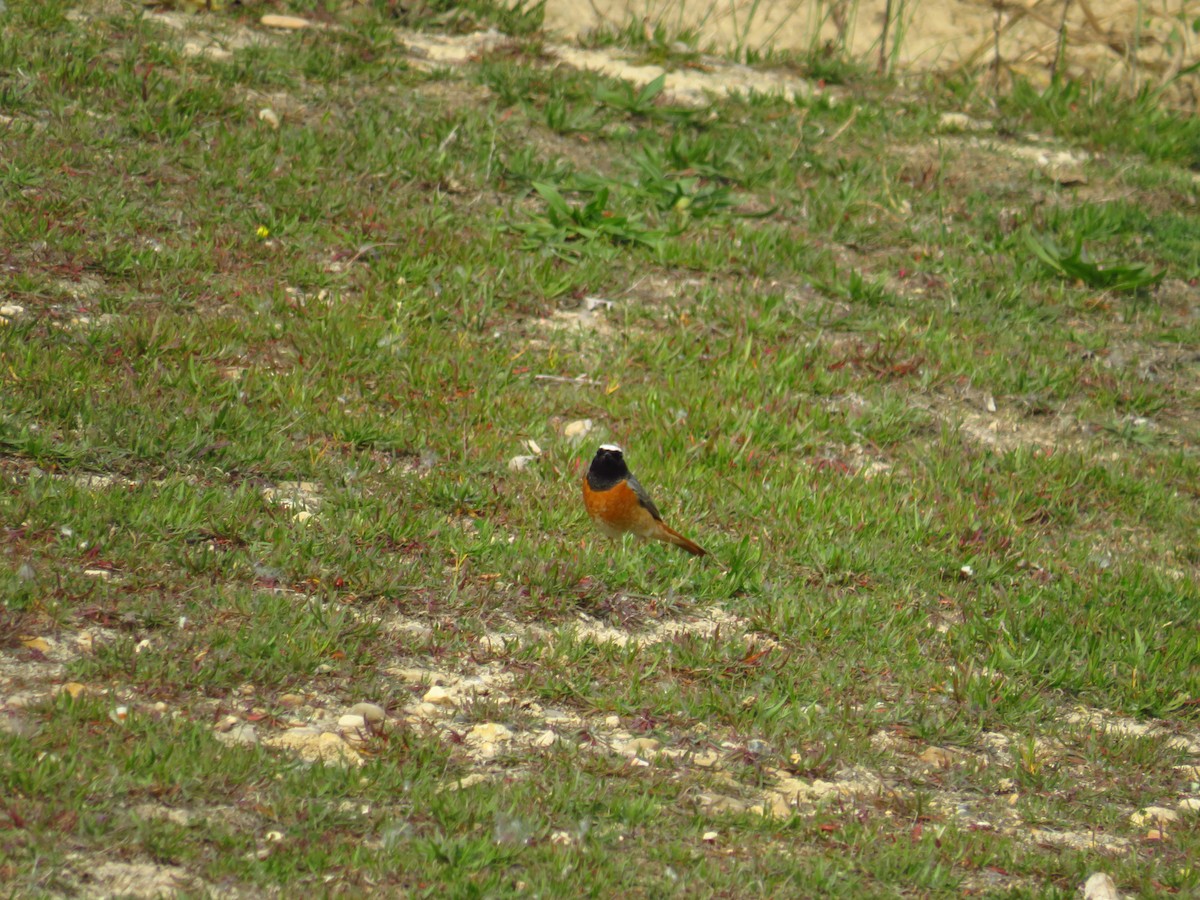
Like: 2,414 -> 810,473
599,443 -> 623,453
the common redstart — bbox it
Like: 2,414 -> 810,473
582,444 -> 706,556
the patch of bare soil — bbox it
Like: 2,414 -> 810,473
8,605 -> 1197,884
915,384 -> 1089,454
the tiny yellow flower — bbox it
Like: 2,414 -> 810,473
256,225 -> 270,238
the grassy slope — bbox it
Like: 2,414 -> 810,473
1,0 -> 1198,896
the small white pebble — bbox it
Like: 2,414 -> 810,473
423,686 -> 456,707
563,419 -> 593,441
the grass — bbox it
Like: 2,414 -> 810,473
1,0 -> 1199,896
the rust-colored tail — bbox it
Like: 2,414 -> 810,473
656,522 -> 706,556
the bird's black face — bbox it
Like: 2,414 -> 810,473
587,444 -> 629,488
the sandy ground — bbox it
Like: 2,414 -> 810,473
545,0 -> 1200,93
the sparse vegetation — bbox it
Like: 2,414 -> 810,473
1,0 -> 1198,896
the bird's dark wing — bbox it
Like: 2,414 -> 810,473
626,475 -> 662,521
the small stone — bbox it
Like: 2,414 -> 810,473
439,773 -> 489,792
938,112 -> 991,132
1081,873 -> 1119,900
20,636 -> 50,653
919,746 -> 954,768
423,686 -> 456,707
507,455 -> 536,471
469,723 -> 512,743
1130,806 -> 1178,827
215,723 -> 259,746
413,702 -> 442,718
702,830 -> 719,842
697,793 -> 748,815
534,730 -> 557,748
624,737 -> 661,755
182,40 -> 233,62
692,750 -> 721,768
1042,154 -> 1088,186
268,728 -> 361,766
58,682 -> 86,699
348,702 -> 387,724
258,108 -> 281,129
261,14 -> 311,29
0,303 -> 26,321
278,693 -> 305,708
604,715 -> 620,728
549,830 -> 573,845
213,715 -> 241,733
338,714 -> 368,733
292,510 -> 312,524
523,439 -> 542,455
387,667 -> 447,685
1178,798 -> 1200,813
563,419 -> 593,442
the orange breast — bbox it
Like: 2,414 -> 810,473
583,477 -> 658,539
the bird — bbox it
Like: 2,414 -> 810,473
582,444 -> 706,556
